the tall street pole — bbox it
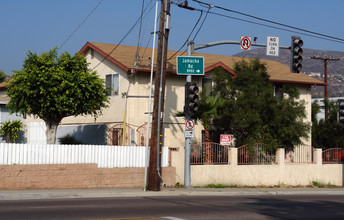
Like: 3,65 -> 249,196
311,56 -> 340,120
144,0 -> 159,192
148,0 -> 170,191
184,40 -> 193,188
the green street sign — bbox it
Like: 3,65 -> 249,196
177,56 -> 204,75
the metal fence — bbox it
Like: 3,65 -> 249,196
237,143 -> 276,165
285,144 -> 314,164
0,143 -> 169,168
322,148 -> 344,164
191,142 -> 229,165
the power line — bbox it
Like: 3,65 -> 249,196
167,2 -> 204,60
137,0 -> 156,61
59,0 -> 104,51
190,0 -> 344,44
192,4 -> 211,41
207,10 -> 344,45
92,2 -> 156,70
133,0 -> 147,70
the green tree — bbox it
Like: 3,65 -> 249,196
0,70 -> 7,83
193,88 -> 220,143
0,119 -> 23,143
212,59 -> 309,149
312,100 -> 344,149
7,49 -> 109,144
175,87 -> 219,143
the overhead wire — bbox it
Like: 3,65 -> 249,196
207,10 -> 344,45
58,0 -> 104,51
92,1 -> 157,71
134,0 -> 147,68
190,0 -> 344,44
134,0 -> 156,68
192,4 -> 211,41
167,2 -> 205,60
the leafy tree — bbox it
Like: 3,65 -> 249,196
7,49 -> 109,144
0,119 -> 23,143
312,99 -> 344,149
193,89 -> 220,143
0,70 -> 7,83
174,87 -> 220,143
212,59 -> 310,149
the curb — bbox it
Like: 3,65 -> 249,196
0,188 -> 344,201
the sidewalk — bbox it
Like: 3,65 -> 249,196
0,187 -> 344,200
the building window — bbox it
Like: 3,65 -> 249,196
90,49 -> 94,59
106,74 -> 119,96
274,84 -> 283,99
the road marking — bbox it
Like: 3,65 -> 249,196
163,217 -> 187,220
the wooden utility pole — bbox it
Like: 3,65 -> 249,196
148,0 -> 170,191
311,56 -> 340,120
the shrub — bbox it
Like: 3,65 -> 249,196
0,119 -> 23,143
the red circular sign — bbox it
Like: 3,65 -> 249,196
240,37 -> 251,50
186,120 -> 195,130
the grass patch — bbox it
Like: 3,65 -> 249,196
311,181 -> 337,188
205,184 -> 237,188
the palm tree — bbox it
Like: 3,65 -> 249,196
175,89 -> 219,164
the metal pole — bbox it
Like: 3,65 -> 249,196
184,40 -> 193,188
144,0 -> 159,191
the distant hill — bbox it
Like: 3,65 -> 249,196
233,48 -> 344,98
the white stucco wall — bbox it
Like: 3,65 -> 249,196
188,148 -> 343,187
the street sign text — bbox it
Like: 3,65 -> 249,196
266,36 -> 279,56
177,56 -> 204,75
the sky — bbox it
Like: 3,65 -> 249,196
1,0 -> 344,75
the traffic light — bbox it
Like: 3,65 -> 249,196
184,82 -> 199,115
338,99 -> 344,125
291,36 -> 303,73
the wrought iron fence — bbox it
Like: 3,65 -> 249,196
285,144 -> 314,164
191,142 -> 229,165
237,143 -> 276,165
322,148 -> 344,164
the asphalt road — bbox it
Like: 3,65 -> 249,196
0,195 -> 343,220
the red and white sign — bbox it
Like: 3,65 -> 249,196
220,134 -> 231,145
240,36 -> 251,50
185,119 -> 195,130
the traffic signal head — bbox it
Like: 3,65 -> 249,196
338,99 -> 344,125
291,36 -> 303,73
184,82 -> 199,115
